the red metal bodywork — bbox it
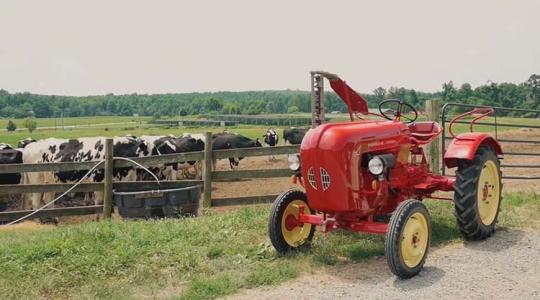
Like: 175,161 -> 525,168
444,133 -> 503,168
290,72 -> 502,235
298,119 -> 454,228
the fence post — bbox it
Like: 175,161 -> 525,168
425,99 -> 442,174
102,138 -> 114,218
202,131 -> 213,210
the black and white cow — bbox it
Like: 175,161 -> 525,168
139,135 -> 205,180
263,128 -> 279,146
22,136 -> 149,210
263,128 -> 279,161
0,144 -> 23,212
17,138 -> 36,149
212,133 -> 262,169
0,143 -> 23,185
283,128 -> 309,145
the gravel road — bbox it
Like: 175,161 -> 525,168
228,230 -> 540,300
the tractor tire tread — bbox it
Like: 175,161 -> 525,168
268,189 -> 315,254
385,199 -> 431,279
453,146 -> 502,241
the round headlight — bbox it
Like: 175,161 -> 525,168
288,154 -> 300,171
368,156 -> 384,175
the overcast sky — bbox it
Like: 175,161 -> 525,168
0,0 -> 538,96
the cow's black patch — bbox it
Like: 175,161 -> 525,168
49,145 -> 57,154
283,128 -> 308,145
94,140 -> 104,152
55,140 -> 86,182
212,133 -> 262,169
0,149 -> 23,184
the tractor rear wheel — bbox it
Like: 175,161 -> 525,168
453,146 -> 502,240
268,189 -> 315,254
385,199 -> 431,279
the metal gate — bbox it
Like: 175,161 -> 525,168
440,103 -> 540,180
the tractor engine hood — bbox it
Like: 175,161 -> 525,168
300,120 -> 410,213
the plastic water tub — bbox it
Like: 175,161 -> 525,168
114,184 -> 201,219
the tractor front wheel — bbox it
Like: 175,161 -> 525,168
385,199 -> 431,279
268,189 -> 315,254
453,146 -> 502,240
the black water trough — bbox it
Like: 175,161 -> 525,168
114,184 -> 201,219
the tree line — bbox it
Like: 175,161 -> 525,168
0,75 -> 537,119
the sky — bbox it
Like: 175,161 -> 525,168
0,0 -> 538,96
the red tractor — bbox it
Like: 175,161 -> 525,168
269,71 -> 503,278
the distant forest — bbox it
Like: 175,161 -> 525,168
0,75 -> 538,119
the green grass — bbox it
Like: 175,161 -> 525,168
7,110 -> 528,147
0,192 -> 538,300
0,116 -> 150,129
1,113 -> 538,147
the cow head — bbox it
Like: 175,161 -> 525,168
18,138 -> 36,149
114,137 -> 149,158
0,143 -> 13,150
263,129 -> 278,146
254,138 -> 262,147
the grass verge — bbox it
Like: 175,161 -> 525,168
0,192 -> 538,299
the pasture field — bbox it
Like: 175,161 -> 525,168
0,193 -> 538,299
0,116 -> 150,130
1,114 -> 539,147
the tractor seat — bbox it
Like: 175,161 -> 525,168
407,121 -> 442,145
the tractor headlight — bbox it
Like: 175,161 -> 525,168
288,155 -> 300,171
368,156 -> 385,175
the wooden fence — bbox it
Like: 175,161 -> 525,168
0,99 -> 463,223
0,132 -> 299,222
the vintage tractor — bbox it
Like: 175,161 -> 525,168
269,71 -> 503,278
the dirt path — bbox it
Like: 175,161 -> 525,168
228,230 -> 540,300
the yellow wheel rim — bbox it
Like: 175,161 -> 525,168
281,200 -> 312,247
477,160 -> 500,226
401,212 -> 429,268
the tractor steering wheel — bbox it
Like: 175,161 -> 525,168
378,99 -> 418,123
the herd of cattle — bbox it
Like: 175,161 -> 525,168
0,128 -> 308,211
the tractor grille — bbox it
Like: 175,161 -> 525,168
307,167 -> 317,190
320,168 -> 330,190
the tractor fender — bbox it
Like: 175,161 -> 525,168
444,133 -> 503,168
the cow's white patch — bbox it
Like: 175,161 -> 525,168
165,140 -> 176,151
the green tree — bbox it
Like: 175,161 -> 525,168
205,98 -> 223,112
152,112 -> 161,121
23,119 -> 37,133
442,81 -> 457,101
243,100 -> 265,115
458,83 -> 473,100
222,103 -> 240,114
6,120 -> 16,132
373,87 -> 386,100
287,106 -> 299,113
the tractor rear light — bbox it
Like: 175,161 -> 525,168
320,168 -> 330,190
307,167 -> 317,190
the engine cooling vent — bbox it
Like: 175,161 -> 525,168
307,167 -> 317,190
320,168 -> 330,191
